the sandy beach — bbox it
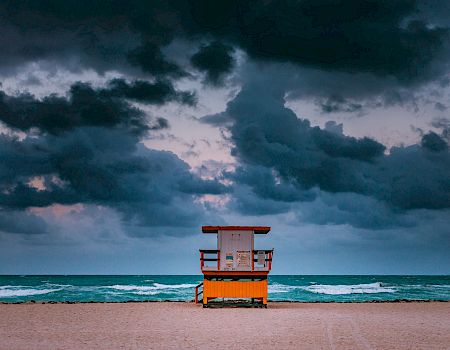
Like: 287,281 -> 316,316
0,302 -> 449,350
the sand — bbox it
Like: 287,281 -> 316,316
0,302 -> 449,350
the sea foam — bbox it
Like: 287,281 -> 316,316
301,282 -> 396,295
268,283 -> 298,293
108,283 -> 197,292
0,287 -> 61,298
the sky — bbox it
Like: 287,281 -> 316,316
0,0 -> 449,275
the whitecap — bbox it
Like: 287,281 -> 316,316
133,291 -> 159,295
152,283 -> 197,289
45,283 -> 72,288
0,288 -> 61,298
107,283 -> 197,292
0,285 -> 27,289
107,285 -> 157,291
301,282 -> 397,295
428,284 -> 450,288
268,283 -> 298,293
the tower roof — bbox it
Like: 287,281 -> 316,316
202,226 -> 271,234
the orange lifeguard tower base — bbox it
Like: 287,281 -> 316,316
195,226 -> 274,308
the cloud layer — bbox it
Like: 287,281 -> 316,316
1,1 -> 449,81
203,82 -> 449,228
0,0 -> 449,241
0,78 -> 227,234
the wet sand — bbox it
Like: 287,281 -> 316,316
1,302 -> 449,349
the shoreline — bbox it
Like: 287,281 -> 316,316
2,299 -> 449,304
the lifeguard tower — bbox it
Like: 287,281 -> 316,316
195,226 -> 274,308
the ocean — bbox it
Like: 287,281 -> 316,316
1,275 -> 449,303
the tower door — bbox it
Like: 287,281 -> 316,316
218,230 -> 253,271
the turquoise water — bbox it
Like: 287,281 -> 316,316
0,275 -> 449,303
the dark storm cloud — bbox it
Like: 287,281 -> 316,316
0,1 -> 448,120
0,1 -> 449,84
229,184 -> 417,230
317,95 -> 363,114
375,142 -> 449,209
127,43 -> 186,78
149,117 -> 170,131
190,41 -> 235,86
225,165 -> 315,216
182,0 -> 449,82
0,78 -> 225,234
229,165 -> 316,204
221,86 -> 388,192
0,1 -> 183,77
0,79 -> 194,135
206,84 -> 450,227
0,127 -> 229,232
421,131 -> 449,152
0,4 -> 137,75
102,78 -> 196,106
227,184 -> 292,216
0,83 -> 147,135
296,192 -> 414,230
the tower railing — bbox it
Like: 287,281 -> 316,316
199,249 -> 273,272
194,282 -> 203,304
199,249 -> 220,270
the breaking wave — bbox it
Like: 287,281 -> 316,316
302,282 -> 397,295
268,282 -> 397,295
268,283 -> 298,293
108,283 -> 197,293
0,287 -> 61,298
